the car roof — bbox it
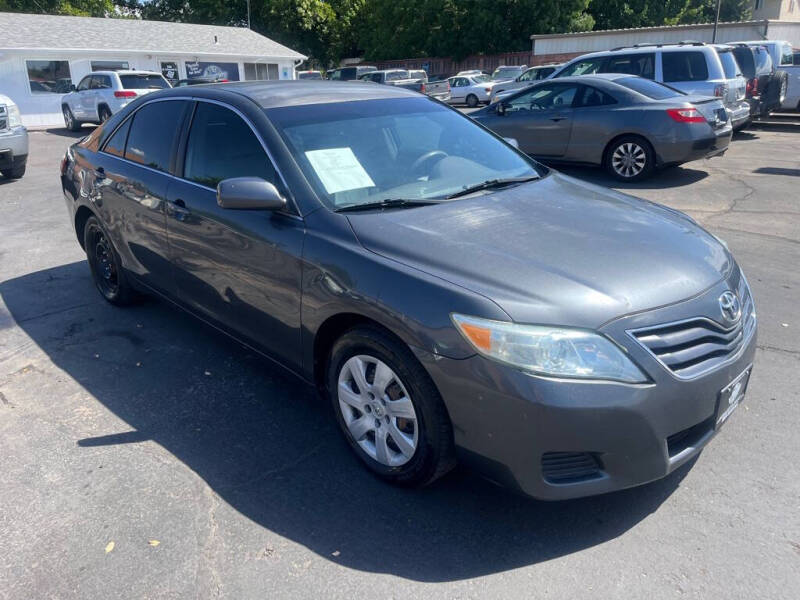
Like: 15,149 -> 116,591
150,80 -> 422,108
90,70 -> 162,77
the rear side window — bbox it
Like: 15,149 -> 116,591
662,51 -> 709,82
576,85 -> 617,106
124,100 -> 188,171
717,51 -> 741,79
732,48 -> 756,78
183,102 -> 277,188
103,118 -> 131,158
605,54 -> 655,79
119,74 -> 170,90
617,76 -> 683,99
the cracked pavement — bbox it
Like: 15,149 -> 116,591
1,126 -> 798,599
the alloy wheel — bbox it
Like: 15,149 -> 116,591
337,355 -> 419,467
63,108 -> 73,129
611,142 -> 647,178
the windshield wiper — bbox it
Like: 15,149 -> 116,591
334,198 -> 438,213
445,176 -> 539,199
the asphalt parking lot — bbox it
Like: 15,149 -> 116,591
1,123 -> 799,599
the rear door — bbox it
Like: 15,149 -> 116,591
165,100 -> 305,367
494,83 -> 579,156
566,84 -> 619,162
92,99 -> 190,294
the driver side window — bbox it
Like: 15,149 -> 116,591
77,77 -> 91,91
507,84 -> 578,112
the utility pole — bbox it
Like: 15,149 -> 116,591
247,0 -> 251,29
712,0 -> 721,42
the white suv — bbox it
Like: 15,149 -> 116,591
61,70 -> 171,131
552,43 -> 751,129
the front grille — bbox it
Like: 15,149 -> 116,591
630,282 -> 755,379
0,104 -> 7,131
541,452 -> 603,484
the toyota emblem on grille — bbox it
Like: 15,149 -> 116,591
719,291 -> 741,324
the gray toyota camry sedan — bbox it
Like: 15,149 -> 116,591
471,74 -> 732,181
61,81 -> 756,500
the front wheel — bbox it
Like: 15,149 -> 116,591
84,216 -> 136,305
466,94 -> 479,108
1,164 -> 25,179
604,136 -> 655,181
327,326 -> 455,487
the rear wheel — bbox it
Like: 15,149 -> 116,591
466,94 -> 479,108
63,106 -> 80,132
327,326 -> 455,487
604,135 -> 655,181
84,216 -> 135,305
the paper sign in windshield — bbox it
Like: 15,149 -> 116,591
305,148 -> 375,194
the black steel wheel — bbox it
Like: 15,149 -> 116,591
83,216 -> 135,305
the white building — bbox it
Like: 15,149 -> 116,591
0,12 -> 306,127
530,19 -> 800,65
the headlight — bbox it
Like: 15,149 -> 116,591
7,103 -> 22,128
452,314 -> 648,383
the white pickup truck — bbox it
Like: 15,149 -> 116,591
60,70 -> 171,131
0,93 -> 28,179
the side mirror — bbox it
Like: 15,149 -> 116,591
496,102 -> 507,116
217,177 -> 287,211
503,137 -> 519,149
70,84 -> 77,92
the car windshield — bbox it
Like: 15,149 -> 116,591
616,76 -> 685,99
472,74 -> 490,83
266,98 -> 540,210
119,74 -> 170,89
386,70 -> 409,81
492,68 -> 523,80
717,51 -> 741,79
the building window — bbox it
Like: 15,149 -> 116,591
91,60 -> 130,71
26,60 -> 72,94
754,0 -> 762,9
244,63 -> 279,80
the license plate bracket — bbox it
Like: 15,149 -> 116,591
715,366 -> 751,429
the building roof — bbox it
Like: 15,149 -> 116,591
530,20 -> 768,40
0,11 -> 305,59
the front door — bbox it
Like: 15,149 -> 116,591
495,83 -> 578,156
165,100 -> 305,367
74,76 -> 93,118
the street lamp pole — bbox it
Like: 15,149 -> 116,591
712,0 -> 722,43
247,0 -> 251,29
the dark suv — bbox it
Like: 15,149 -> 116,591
731,43 -> 786,118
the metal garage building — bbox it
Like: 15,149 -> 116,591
0,12 -> 305,127
530,20 -> 800,65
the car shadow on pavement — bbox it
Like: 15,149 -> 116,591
556,164 -> 708,191
0,261 -> 694,582
41,127 -> 96,139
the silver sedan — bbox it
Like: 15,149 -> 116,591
471,73 -> 732,181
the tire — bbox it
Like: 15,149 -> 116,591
98,105 -> 112,124
83,216 -> 136,305
63,106 -> 80,132
604,135 -> 655,181
466,94 -> 479,108
327,325 -> 456,487
1,164 -> 25,179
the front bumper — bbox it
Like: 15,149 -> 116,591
416,275 -> 756,500
0,125 -> 29,160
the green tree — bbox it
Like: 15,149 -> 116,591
0,0 -> 117,15
587,0 -> 752,31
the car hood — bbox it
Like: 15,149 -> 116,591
346,173 -> 732,328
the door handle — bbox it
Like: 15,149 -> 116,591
168,198 -> 189,222
550,115 -> 568,122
